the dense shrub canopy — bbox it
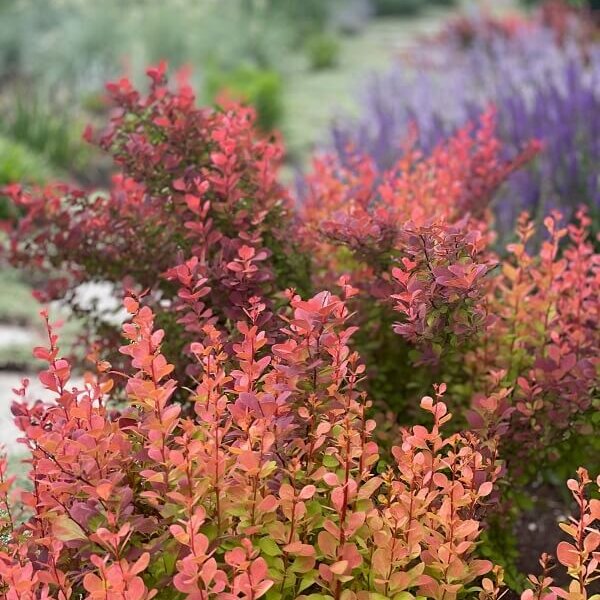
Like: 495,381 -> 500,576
0,290 -> 507,599
4,63 -> 310,382
0,62 -> 599,599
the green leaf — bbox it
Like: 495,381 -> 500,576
264,554 -> 284,578
150,546 -> 178,579
291,555 -> 315,573
161,502 -> 183,519
259,537 -> 283,557
282,573 -> 297,589
226,506 -> 248,517
298,574 -> 316,593
322,455 -> 339,468
376,459 -> 389,474
306,499 -> 323,517
87,514 -> 105,532
200,522 -> 219,541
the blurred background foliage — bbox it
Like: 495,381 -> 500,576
0,0 -> 468,174
3,0 -> 590,181
0,0 -> 597,322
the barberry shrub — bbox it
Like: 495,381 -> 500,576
1,294 -> 598,599
521,468 -> 600,600
1,292 -> 504,599
464,211 -> 600,470
300,113 -> 599,474
2,63 -> 311,384
299,110 -> 540,414
298,64 -> 599,595
1,63 -> 598,598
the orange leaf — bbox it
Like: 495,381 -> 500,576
584,531 -> 600,553
96,483 -> 112,501
556,541 -> 579,568
283,542 -> 315,557
329,560 -> 349,575
51,514 -> 87,542
478,482 -> 493,497
124,297 -> 139,314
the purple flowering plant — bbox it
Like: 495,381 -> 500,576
331,15 -> 600,239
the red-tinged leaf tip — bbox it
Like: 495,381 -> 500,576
32,346 -> 50,361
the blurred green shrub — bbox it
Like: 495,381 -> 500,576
0,93 -> 89,173
519,0 -> 588,5
0,0 -> 292,97
267,0 -> 331,38
205,66 -> 283,133
0,134 -> 52,220
305,32 -> 340,70
80,91 -> 108,115
0,135 -> 51,182
0,0 -> 126,98
372,0 -> 424,16
0,267 -> 40,325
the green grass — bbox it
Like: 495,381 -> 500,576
0,268 -> 41,327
